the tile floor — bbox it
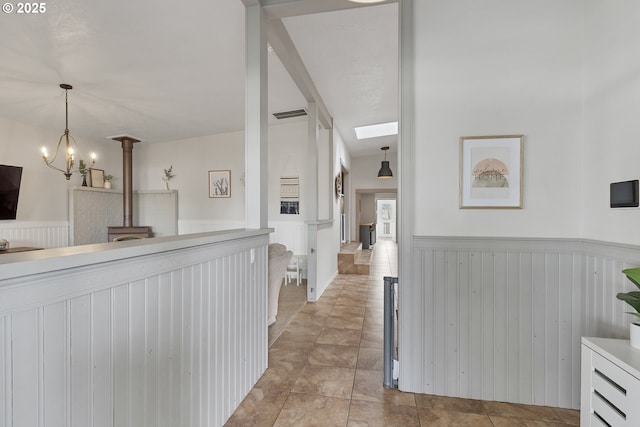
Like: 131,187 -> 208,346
226,239 -> 580,426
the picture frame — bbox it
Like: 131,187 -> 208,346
459,135 -> 523,209
209,170 -> 231,198
89,168 -> 105,188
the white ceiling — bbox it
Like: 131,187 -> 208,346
0,0 -> 397,158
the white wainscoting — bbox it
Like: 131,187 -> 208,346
0,221 -> 69,248
0,230 -> 269,427
581,240 -> 640,340
404,237 -> 640,410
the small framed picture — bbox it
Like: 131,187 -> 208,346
459,135 -> 523,209
209,170 -> 231,198
89,168 -> 105,188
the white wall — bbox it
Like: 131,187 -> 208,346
350,151 -> 398,191
0,116 -> 121,223
134,121 -> 311,254
582,1 -> 640,245
134,131 -> 246,223
268,120 -> 309,221
413,0 -> 584,238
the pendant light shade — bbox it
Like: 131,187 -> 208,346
377,146 -> 393,178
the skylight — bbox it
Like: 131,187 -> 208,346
354,121 -> 398,140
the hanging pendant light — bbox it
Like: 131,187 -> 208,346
377,146 -> 393,178
40,84 -> 96,180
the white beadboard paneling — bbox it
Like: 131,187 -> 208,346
1,316 -> 7,427
407,237 -> 640,410
581,240 -> 640,339
0,221 -> 68,249
71,295 -> 91,427
0,231 -> 269,427
11,309 -> 40,427
43,301 -> 68,426
411,237 -> 583,409
93,289 -> 113,427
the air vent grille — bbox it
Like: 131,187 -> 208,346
273,108 -> 307,119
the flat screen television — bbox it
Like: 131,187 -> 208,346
610,179 -> 639,208
0,164 -> 23,220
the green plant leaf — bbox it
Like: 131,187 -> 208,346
622,267 -> 640,289
617,291 -> 640,314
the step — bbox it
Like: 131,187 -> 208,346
354,248 -> 371,275
339,241 -> 362,255
338,241 -> 371,275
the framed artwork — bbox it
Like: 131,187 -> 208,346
459,135 -> 523,209
89,168 -> 104,188
209,170 -> 231,198
280,176 -> 300,214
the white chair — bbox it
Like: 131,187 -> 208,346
286,255 -> 300,286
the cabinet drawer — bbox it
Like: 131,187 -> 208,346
582,341 -> 640,426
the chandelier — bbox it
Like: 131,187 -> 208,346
41,84 -> 96,180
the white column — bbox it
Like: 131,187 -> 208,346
327,126 -> 334,221
306,102 -> 319,300
398,0 -> 420,392
306,102 -> 319,221
245,4 -> 268,229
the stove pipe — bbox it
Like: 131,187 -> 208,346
111,135 -> 139,227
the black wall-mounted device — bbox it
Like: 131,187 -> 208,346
610,179 -> 639,208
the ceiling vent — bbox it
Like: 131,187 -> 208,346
272,108 -> 307,120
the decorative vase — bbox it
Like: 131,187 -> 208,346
104,181 -> 112,189
631,323 -> 640,349
82,175 -> 87,187
163,178 -> 170,190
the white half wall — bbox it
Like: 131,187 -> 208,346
0,230 -> 269,427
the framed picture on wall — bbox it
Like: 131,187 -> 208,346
209,170 -> 231,198
459,135 -> 524,209
89,168 -> 105,188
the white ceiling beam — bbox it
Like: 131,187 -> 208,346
268,18 -> 332,129
261,0 -> 398,19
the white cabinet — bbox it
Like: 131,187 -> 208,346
581,337 -> 640,426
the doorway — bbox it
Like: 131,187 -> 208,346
376,198 -> 396,242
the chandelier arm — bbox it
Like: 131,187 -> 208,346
45,134 -> 66,165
